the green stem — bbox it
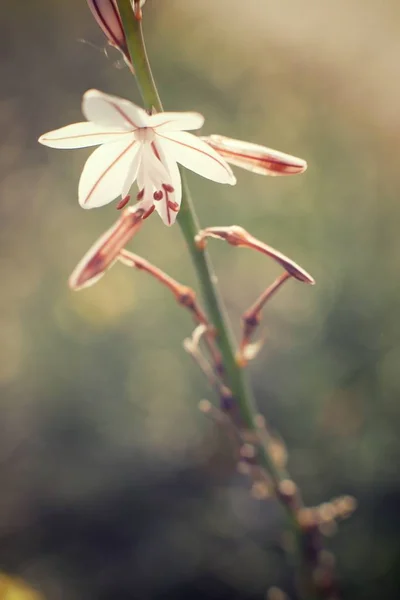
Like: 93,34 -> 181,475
118,0 -> 258,430
116,3 -> 321,598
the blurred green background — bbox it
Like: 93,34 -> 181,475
1,1 -> 400,598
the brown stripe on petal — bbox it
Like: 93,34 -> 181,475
156,132 -> 234,178
83,140 -> 136,205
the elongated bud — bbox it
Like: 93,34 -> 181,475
69,206 -> 144,290
87,0 -> 129,59
196,226 -> 315,284
202,135 -> 307,176
87,1 -> 146,62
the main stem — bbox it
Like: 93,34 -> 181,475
117,0 -> 257,430
116,3 -> 319,598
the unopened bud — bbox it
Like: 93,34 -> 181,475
69,206 -> 144,290
202,135 -> 307,176
87,1 -> 146,62
238,338 -> 265,367
87,0 -> 129,59
251,480 -> 270,500
197,226 -> 315,284
198,399 -> 212,414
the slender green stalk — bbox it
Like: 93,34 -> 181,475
116,3 -> 322,598
118,0 -> 258,430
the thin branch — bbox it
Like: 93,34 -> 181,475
240,272 -> 291,362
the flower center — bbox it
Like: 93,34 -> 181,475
135,127 -> 155,143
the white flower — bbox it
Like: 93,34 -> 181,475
38,89 -> 236,226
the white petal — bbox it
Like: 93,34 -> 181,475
78,137 -> 137,208
152,142 -> 182,226
156,131 -> 236,185
150,111 -> 204,132
138,143 -> 171,190
133,145 -> 168,217
164,150 -> 182,208
82,89 -> 150,130
121,144 -> 143,198
38,122 -> 129,149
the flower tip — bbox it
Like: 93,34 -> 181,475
280,261 -> 315,285
68,272 -> 83,291
83,88 -> 102,101
229,174 -> 237,185
78,197 -> 95,209
68,270 -> 104,291
68,268 -> 88,291
301,273 -> 315,285
38,133 -> 53,147
193,112 -> 205,128
289,158 -> 307,175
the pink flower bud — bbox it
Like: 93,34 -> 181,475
202,135 -> 307,176
69,206 -> 144,290
87,0 -> 129,60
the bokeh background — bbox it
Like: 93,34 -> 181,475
1,1 -> 400,598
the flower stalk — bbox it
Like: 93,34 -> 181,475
114,1 -> 328,598
240,272 -> 292,358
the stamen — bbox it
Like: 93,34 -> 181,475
162,183 -> 175,193
167,200 -> 179,212
137,188 -> 145,200
116,194 -> 130,210
153,190 -> 163,201
143,205 -> 155,220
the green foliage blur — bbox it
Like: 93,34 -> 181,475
1,1 -> 400,599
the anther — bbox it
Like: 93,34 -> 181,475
167,200 -> 179,212
143,205 -> 155,220
162,183 -> 175,193
116,195 -> 130,210
153,190 -> 163,201
137,188 -> 145,200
